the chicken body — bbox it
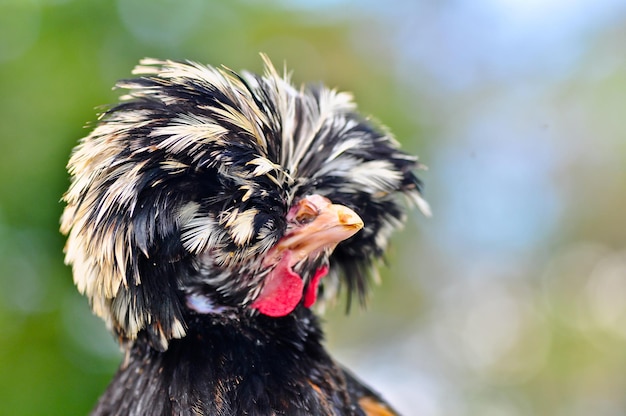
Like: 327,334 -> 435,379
61,56 -> 426,415
93,308 -> 395,415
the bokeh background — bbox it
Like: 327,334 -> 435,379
2,0 -> 626,415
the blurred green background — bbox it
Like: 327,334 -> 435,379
2,0 -> 626,415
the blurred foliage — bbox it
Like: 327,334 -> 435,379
2,1 -> 626,415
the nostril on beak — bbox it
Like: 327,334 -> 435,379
336,206 -> 363,230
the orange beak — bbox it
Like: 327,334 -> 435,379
252,195 -> 363,317
263,194 -> 364,268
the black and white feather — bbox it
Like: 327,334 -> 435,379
61,56 -> 428,353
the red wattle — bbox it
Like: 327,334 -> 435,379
251,252 -> 304,317
304,265 -> 329,308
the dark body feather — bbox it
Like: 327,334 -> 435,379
92,307 -> 395,416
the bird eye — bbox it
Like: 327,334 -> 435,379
294,200 -> 319,225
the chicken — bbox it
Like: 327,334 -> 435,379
61,55 -> 428,416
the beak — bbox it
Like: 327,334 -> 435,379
251,195 -> 363,317
263,194 -> 363,267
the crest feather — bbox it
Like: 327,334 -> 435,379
61,56 -> 427,349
